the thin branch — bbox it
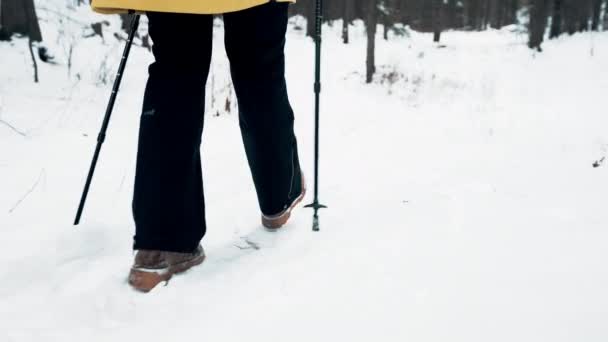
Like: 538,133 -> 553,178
28,37 -> 39,83
9,169 -> 45,213
0,118 -> 27,137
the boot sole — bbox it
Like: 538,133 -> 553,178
128,254 -> 206,292
262,180 -> 307,230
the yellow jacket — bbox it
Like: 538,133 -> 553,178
91,0 -> 295,15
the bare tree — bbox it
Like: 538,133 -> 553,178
0,0 -> 42,41
446,0 -> 458,28
529,0 -> 550,51
383,14 -> 390,40
1,0 -> 43,82
468,0 -> 480,29
433,0 -> 443,42
272,0 -> 607,79
563,0 -> 578,34
306,0 -> 316,38
28,38 -> 38,82
550,0 -> 563,38
578,0 -> 592,31
591,0 -> 603,30
561,0 -> 593,33
342,0 -> 353,44
381,0 -> 395,40
366,0 -> 379,83
605,0 -> 608,30
509,0 -> 520,26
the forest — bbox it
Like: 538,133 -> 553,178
1,0 -> 607,83
1,0 -> 608,339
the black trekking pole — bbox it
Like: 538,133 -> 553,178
74,13 -> 140,225
304,0 -> 326,231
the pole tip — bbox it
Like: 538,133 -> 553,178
312,216 -> 320,232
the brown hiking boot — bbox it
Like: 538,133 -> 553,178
128,245 -> 205,292
262,175 -> 306,230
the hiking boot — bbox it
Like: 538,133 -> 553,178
128,245 -> 205,292
262,174 -> 306,230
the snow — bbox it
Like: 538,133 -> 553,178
1,4 -> 608,341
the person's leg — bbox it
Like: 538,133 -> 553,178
132,12 -> 213,253
223,3 -> 304,218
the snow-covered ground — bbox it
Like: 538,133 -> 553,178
1,4 -> 608,341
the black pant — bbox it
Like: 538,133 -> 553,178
133,3 -> 302,253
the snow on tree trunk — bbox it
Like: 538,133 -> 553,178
605,0 -> 608,30
591,0 -> 603,30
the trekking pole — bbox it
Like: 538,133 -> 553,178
304,0 -> 326,231
74,13 -> 140,225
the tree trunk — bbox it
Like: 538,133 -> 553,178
306,0 -> 316,38
604,0 -> 608,30
509,0 -> 519,25
447,0 -> 457,28
495,0 -> 506,27
28,37 -> 39,83
591,0 -> 602,30
342,18 -> 349,44
529,0 -> 549,51
577,0 -> 591,31
0,0 -> 43,42
366,0 -> 378,83
383,15 -> 390,40
483,0 -> 492,29
471,0 -> 482,30
477,0 -> 486,29
550,0 -> 563,38
433,0 -> 442,42
563,0 -> 578,34
465,0 -> 478,29
342,0 -> 352,44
